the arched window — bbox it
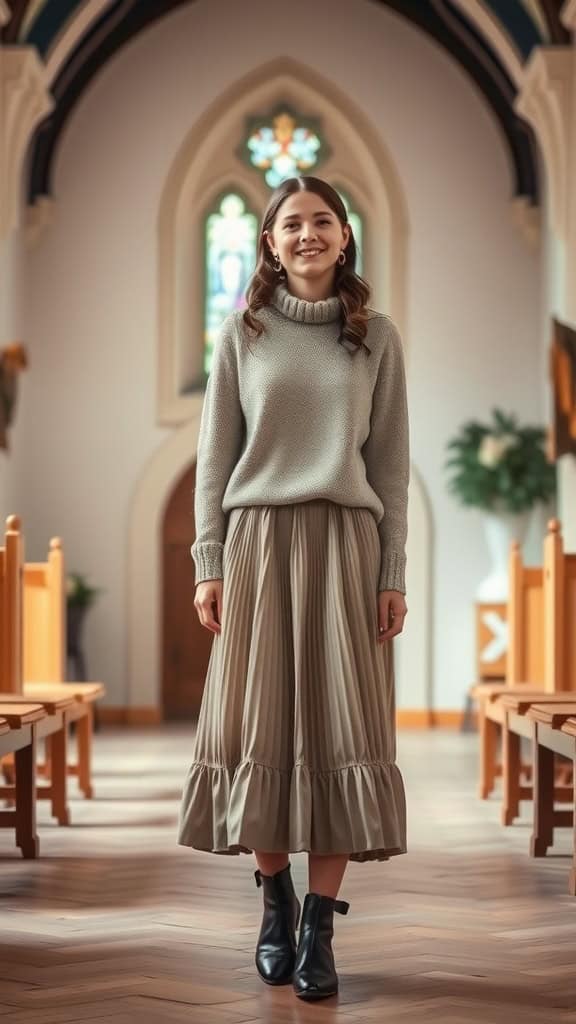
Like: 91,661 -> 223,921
204,192 -> 258,374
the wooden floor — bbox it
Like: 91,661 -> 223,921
1,726 -> 576,1023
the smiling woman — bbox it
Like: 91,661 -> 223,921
179,175 -> 410,1001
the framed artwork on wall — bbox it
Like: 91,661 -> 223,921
550,317 -> 576,460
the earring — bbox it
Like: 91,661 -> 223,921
273,253 -> 283,273
338,250 -> 346,266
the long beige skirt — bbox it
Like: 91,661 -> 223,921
177,500 -> 407,863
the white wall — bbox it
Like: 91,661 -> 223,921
16,0 -> 544,708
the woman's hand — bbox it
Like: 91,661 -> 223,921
194,579 -> 223,635
377,590 -> 407,643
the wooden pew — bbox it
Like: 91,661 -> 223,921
0,690 -> 74,825
543,519 -> 576,698
520,702 -> 576,895
473,520 -> 576,798
499,691 -> 574,827
2,519 -> 105,799
524,703 -> 575,855
472,538 -> 545,799
560,715 -> 576,895
23,535 -> 105,798
0,702 -> 45,858
469,519 -> 576,893
495,520 -> 576,825
0,517 -> 80,822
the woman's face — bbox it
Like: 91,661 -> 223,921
264,191 -> 350,290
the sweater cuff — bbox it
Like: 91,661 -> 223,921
191,541 -> 224,585
378,550 -> 406,594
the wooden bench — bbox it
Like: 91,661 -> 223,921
473,520 -> 576,802
0,690 -> 76,826
493,519 -> 576,819
499,692 -> 574,827
1,517 -> 83,825
24,536 -> 105,797
472,536 -> 545,799
0,702 -> 46,858
522,702 -> 576,895
1,517 -> 105,800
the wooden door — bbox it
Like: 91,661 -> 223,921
162,464 -> 214,720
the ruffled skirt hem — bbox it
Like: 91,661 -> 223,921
177,757 -> 407,864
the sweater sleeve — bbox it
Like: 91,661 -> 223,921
191,314 -> 244,585
362,317 -> 410,594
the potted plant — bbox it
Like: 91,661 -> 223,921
66,572 -> 103,676
444,408 -> 556,601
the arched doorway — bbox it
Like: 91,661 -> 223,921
161,463 -> 213,719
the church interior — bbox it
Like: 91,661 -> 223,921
1,0 -> 576,1020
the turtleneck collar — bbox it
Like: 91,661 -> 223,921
272,282 -> 342,324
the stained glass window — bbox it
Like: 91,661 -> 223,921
204,192 -> 257,375
242,106 -> 329,188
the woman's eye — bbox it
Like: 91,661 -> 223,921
284,219 -> 330,229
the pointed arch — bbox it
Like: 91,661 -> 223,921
157,56 -> 410,424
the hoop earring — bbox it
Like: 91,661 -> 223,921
338,250 -> 346,266
273,253 -> 283,273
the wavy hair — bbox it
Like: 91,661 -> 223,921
242,176 -> 372,356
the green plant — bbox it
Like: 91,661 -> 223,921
66,572 -> 103,609
444,408 -> 556,514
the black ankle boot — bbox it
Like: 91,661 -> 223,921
293,891 -> 350,1000
254,863 -> 301,985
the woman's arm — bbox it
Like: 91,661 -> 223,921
362,317 -> 410,594
191,314 -> 244,584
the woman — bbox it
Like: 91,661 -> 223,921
178,175 -> 410,1002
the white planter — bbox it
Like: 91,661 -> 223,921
476,509 -> 531,603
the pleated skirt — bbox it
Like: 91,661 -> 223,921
177,500 -> 407,863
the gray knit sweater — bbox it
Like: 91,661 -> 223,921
191,282 -> 410,593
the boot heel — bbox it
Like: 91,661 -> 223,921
293,892 -> 350,1001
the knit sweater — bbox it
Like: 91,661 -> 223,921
191,282 -> 410,593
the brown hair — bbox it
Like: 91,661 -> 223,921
242,176 -> 372,356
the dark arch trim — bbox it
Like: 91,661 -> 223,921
482,0 -> 543,58
379,0 -> 540,203
26,0 -> 87,57
27,0 -> 540,206
539,0 -> 572,45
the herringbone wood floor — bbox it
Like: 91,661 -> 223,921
1,726 -> 576,1023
